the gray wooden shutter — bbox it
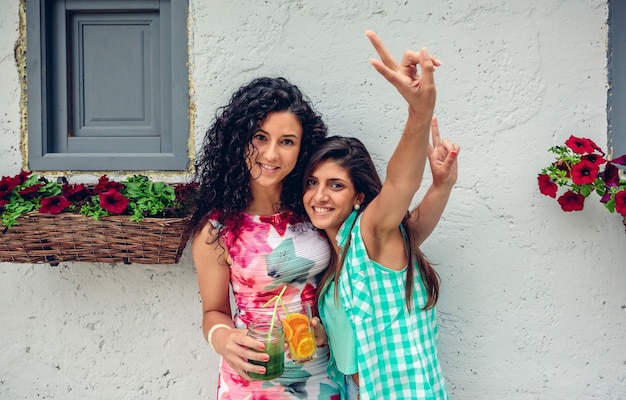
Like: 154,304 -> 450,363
27,0 -> 189,171
609,0 -> 626,157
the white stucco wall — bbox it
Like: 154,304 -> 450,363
1,1 -> 624,399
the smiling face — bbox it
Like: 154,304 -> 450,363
246,111 -> 303,193
303,159 -> 364,238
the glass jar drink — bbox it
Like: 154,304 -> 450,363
281,305 -> 318,364
247,321 -> 285,380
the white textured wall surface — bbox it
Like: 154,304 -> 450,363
1,1 -> 625,399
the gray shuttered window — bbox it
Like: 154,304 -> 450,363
27,0 -> 189,171
609,0 -> 625,157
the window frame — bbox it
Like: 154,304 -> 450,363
608,0 -> 625,158
25,0 -> 190,171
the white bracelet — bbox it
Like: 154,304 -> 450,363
207,323 -> 233,351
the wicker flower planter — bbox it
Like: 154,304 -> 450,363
0,212 -> 190,265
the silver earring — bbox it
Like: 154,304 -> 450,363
354,204 -> 360,211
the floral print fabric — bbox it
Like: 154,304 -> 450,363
211,211 -> 339,400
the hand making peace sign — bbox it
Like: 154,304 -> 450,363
365,30 -> 441,119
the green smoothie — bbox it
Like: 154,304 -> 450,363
248,339 -> 285,380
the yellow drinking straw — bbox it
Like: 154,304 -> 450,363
262,288 -> 289,315
267,285 -> 287,340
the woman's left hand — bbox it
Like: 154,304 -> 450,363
428,116 -> 460,188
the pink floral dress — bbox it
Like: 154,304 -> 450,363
210,211 -> 340,400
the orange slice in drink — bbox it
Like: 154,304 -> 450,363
297,336 -> 315,358
283,312 -> 317,360
281,319 -> 294,341
292,324 -> 309,341
285,313 -> 309,327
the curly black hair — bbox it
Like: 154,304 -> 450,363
187,77 -> 327,239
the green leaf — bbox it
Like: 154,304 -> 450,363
79,198 -> 108,220
579,185 -> 593,197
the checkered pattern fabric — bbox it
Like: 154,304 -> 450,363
329,211 -> 449,400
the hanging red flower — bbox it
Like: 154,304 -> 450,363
538,135 -> 626,220
615,190 -> 626,215
570,160 -> 599,185
556,191 -> 585,212
537,174 -> 558,198
565,135 -> 603,155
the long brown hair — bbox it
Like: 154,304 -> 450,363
305,136 -> 440,311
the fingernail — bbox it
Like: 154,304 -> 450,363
450,151 -> 457,157
263,355 -> 270,362
260,368 -> 266,374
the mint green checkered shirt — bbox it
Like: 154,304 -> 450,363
321,211 -> 449,400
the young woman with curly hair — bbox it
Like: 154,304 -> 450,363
188,77 -> 340,399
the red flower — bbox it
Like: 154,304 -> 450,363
174,182 -> 198,202
94,175 -> 124,194
615,190 -> 626,215
570,160 -> 599,185
537,174 -> 558,198
0,197 -> 9,211
62,183 -> 90,202
18,184 -> 43,199
565,135 -> 602,155
0,170 -> 34,193
16,170 -> 32,184
99,189 -> 129,214
39,196 -> 71,214
0,175 -> 22,194
565,136 -> 604,155
601,162 -> 620,188
612,154 -> 626,166
557,191 -> 585,212
581,153 -> 605,166
541,138 -> 626,223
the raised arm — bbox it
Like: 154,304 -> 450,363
362,31 -> 438,238
409,116 -> 460,246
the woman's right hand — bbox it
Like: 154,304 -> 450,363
365,30 -> 438,120
211,326 -> 270,381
